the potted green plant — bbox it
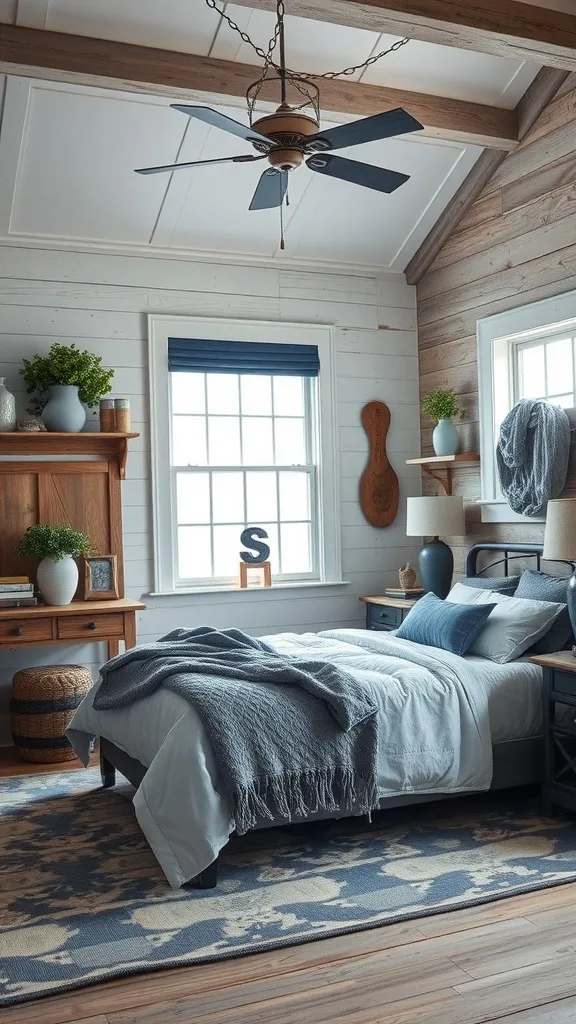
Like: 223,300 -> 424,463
21,343 -> 114,433
16,524 -> 91,605
421,387 -> 462,457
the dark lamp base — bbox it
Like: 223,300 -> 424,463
418,539 -> 454,600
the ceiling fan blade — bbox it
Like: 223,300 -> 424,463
306,153 -> 409,194
249,168 -> 288,211
135,154 -> 265,175
171,105 -> 271,145
306,109 -> 424,152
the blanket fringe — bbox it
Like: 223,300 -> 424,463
234,766 -> 379,835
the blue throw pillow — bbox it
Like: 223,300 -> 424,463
460,575 -> 520,596
515,570 -> 573,654
396,592 -> 496,656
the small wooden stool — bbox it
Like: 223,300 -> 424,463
10,665 -> 92,763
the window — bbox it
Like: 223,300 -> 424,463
478,290 -> 576,523
149,316 -> 340,593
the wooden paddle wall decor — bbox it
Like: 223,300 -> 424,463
359,401 -> 399,527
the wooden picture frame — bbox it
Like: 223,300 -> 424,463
84,555 -> 119,600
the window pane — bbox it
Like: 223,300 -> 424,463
178,525 -> 211,578
206,373 -> 239,415
550,393 -> 575,409
546,338 -> 573,397
518,344 -> 545,399
213,524 -> 244,577
212,472 -> 244,524
279,471 -> 310,521
208,416 -> 241,465
275,418 -> 306,465
273,376 -> 304,416
242,417 -> 273,465
280,523 -> 311,574
241,375 -> 272,415
176,472 -> 210,524
172,416 -> 207,466
171,372 -> 205,414
246,471 -> 277,522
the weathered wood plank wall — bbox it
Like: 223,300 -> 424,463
416,73 -> 576,574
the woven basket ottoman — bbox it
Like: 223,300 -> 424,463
10,665 -> 92,763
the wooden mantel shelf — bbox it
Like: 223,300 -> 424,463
406,453 -> 480,495
0,432 -> 139,479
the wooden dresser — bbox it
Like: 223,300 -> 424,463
0,431 -> 144,656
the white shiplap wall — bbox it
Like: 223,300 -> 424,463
0,244 -> 421,743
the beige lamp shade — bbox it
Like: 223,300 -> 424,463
406,495 -> 465,538
543,499 -> 576,561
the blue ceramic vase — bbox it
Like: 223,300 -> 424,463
432,418 -> 459,457
42,385 -> 86,433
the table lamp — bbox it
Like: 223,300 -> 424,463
543,498 -> 576,636
406,495 -> 465,599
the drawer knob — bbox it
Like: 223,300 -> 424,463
12,627 -> 24,636
87,621 -> 97,630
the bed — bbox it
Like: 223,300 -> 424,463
68,542 -> 570,890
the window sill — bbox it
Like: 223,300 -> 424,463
477,500 -> 545,524
147,580 -> 350,598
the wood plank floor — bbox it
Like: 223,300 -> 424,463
3,751 -> 576,1024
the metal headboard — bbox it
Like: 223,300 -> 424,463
465,542 -> 575,579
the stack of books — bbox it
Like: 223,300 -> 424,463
0,576 -> 37,608
385,586 -> 424,600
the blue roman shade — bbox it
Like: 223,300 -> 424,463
168,338 -> 320,377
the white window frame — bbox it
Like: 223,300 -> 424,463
148,314 -> 341,594
477,289 -> 576,523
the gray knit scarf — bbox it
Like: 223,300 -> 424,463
496,399 -> 570,517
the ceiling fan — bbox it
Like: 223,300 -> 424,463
135,1 -> 424,215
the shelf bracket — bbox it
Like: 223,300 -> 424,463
421,465 -> 453,495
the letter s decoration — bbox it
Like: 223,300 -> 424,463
240,526 -> 270,564
359,401 -> 399,527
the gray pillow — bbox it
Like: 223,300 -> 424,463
515,570 -> 573,654
460,576 -> 520,596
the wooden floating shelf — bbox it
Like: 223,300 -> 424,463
0,432 -> 139,480
406,454 -> 480,495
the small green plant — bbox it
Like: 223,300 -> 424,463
421,387 -> 462,423
21,343 -> 114,414
16,524 -> 92,562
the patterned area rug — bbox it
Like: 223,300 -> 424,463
2,769 -> 576,1005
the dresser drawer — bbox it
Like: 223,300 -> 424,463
0,618 -> 53,643
551,670 -> 576,700
367,604 -> 403,630
57,613 -> 124,640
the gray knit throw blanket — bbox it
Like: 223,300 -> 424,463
496,399 -> 570,517
93,626 -> 379,834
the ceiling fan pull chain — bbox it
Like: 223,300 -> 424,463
280,201 -> 285,251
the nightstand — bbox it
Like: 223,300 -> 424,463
531,651 -> 576,816
359,595 -> 419,632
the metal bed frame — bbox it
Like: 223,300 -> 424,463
99,542 -> 570,889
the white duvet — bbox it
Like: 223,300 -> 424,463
69,629 -> 507,888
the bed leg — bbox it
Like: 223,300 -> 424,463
100,751 -> 116,789
189,858 -> 218,889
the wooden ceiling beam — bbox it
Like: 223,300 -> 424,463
233,0 -> 576,71
405,67 -> 570,285
0,23 -> 517,149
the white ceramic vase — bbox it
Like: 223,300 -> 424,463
37,556 -> 78,605
432,417 -> 459,457
0,377 -> 16,431
42,385 -> 86,432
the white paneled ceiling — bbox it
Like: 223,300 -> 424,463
0,77 -> 481,268
0,0 -> 549,269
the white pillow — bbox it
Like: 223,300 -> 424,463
447,581 -> 486,605
465,590 -> 564,663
